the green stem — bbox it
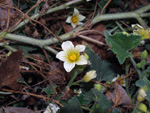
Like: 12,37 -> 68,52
68,72 -> 78,87
0,4 -> 150,55
44,46 -> 58,55
132,101 -> 140,113
115,21 -> 125,32
109,26 -> 118,33
0,43 -> 17,52
10,0 -> 83,32
71,79 -> 84,86
0,43 -> 31,57
125,60 -> 131,97
129,56 -> 142,79
81,106 -> 90,111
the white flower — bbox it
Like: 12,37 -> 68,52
83,70 -> 97,82
86,0 -> 91,1
74,89 -> 82,96
66,8 -> 85,28
56,41 -> 88,72
132,24 -> 150,40
112,74 -> 125,87
44,103 -> 60,113
137,89 -> 147,102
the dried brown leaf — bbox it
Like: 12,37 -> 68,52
0,107 -> 42,113
0,0 -> 21,29
0,50 -> 23,90
47,62 -> 68,85
106,83 -> 132,106
32,29 -> 39,38
61,22 -> 74,33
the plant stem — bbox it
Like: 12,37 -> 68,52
132,101 -> 140,113
81,106 -> 90,111
10,0 -> 83,32
44,46 -> 58,55
71,79 -> 84,86
129,56 -> 142,79
115,21 -> 125,32
68,71 -> 78,87
0,4 -> 150,54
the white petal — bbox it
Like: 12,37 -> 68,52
64,62 -> 75,72
66,16 -> 72,23
78,14 -> 85,21
76,55 -> 87,65
112,75 -> 120,82
62,41 -> 74,52
74,8 -> 79,15
56,51 -> 67,62
71,22 -> 77,28
132,24 -> 143,29
77,22 -> 83,25
75,45 -> 85,52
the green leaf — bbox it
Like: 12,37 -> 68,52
17,77 -> 28,85
137,59 -> 146,69
77,90 -> 94,106
42,84 -> 58,95
141,50 -> 148,59
105,31 -> 141,64
60,97 -> 83,113
136,77 -> 150,105
84,42 -> 117,81
90,89 -> 121,113
98,0 -> 107,13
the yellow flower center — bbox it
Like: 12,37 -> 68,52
69,53 -> 77,61
71,16 -> 78,23
117,78 -> 124,85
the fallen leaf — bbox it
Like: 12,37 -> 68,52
106,83 -> 132,106
86,23 -> 107,59
61,22 -> 74,33
0,107 -> 42,113
32,29 -> 39,38
0,0 -> 21,29
0,50 -> 23,90
47,62 -> 67,85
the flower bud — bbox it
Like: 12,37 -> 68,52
83,70 -> 97,82
137,89 -> 147,102
94,84 -> 103,91
138,103 -> 147,113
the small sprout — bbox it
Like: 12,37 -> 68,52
83,70 -> 97,82
137,89 -> 147,102
56,41 -> 88,72
66,8 -> 85,28
132,24 -> 150,40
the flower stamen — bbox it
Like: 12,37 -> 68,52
71,16 -> 78,24
69,53 -> 77,61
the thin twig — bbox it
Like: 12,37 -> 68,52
29,63 -> 58,95
6,1 -> 10,30
1,88 -> 63,107
43,49 -> 51,64
78,35 -> 106,46
101,0 -> 112,14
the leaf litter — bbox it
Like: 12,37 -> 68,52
0,0 -> 150,113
